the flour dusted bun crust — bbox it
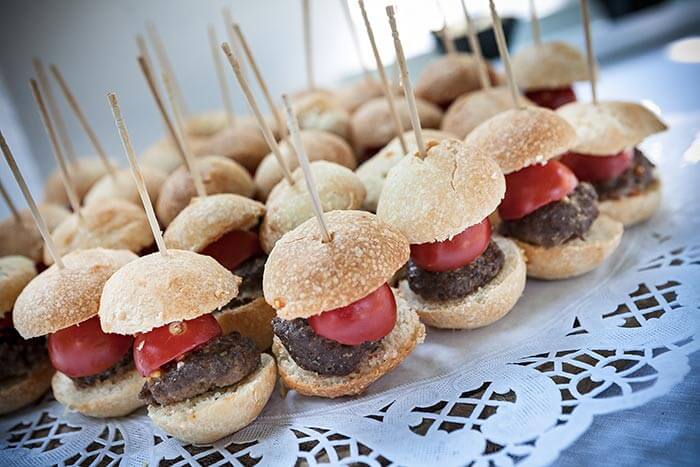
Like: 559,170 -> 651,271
44,157 -> 107,205
83,166 -> 167,207
0,204 -> 70,263
291,91 -> 351,140
195,121 -> 269,173
336,78 -> 384,113
511,42 -> 589,90
0,359 -> 53,416
0,255 -> 36,315
415,53 -> 487,107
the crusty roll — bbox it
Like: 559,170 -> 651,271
140,138 -> 185,175
195,121 -> 269,173
0,359 -> 53,416
44,157 -> 107,205
511,41 -> 589,90
599,179 -> 661,227
415,53 -> 486,107
83,166 -> 167,207
290,91 -> 351,140
0,204 -> 69,263
336,78 -> 384,114
0,255 -> 36,315
183,110 -> 230,139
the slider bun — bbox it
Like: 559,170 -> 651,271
464,107 -> 577,174
350,96 -> 444,156
515,214 -> 623,280
260,161 -> 366,253
263,210 -> 409,320
0,255 -> 36,315
415,53 -> 486,107
0,359 -> 53,415
599,179 -> 661,227
377,139 -> 505,244
44,198 -> 152,266
254,129 -> 355,201
44,157 -> 106,205
156,155 -> 254,227
14,248 -> 137,339
336,78 -> 384,113
291,91 -> 351,140
147,353 -> 276,444
398,236 -> 526,329
273,296 -> 425,398
215,297 -> 277,352
99,249 -> 240,335
511,41 -> 589,90
83,166 -> 167,207
557,101 -> 668,155
356,130 -> 453,212
0,204 -> 70,263
195,121 -> 269,173
140,138 -> 184,175
183,110 -> 229,139
52,368 -> 145,418
164,194 -> 265,253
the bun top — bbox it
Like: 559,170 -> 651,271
291,91 -> 351,140
44,157 -> 106,205
336,77 -> 384,113
0,203 -> 70,263
195,121 -> 270,174
415,53 -> 485,106
377,139 -> 504,243
13,248 -> 137,339
557,101 -> 667,155
464,107 -> 577,174
184,110 -> 229,139
99,249 -> 240,335
263,210 -> 409,320
83,166 -> 167,207
140,137 -> 185,175
164,194 -> 264,253
0,256 -> 36,316
511,41 -> 589,90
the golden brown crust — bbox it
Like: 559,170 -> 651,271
263,210 -> 409,320
598,179 -> 661,227
83,166 -> 167,207
511,41 -> 589,90
140,137 -> 185,174
336,78 -> 385,113
0,204 -> 70,263
0,359 -> 53,415
195,121 -> 269,173
0,255 -> 36,316
415,53 -> 485,106
291,91 -> 351,140
184,110 -> 229,138
215,297 -> 277,352
44,157 -> 107,205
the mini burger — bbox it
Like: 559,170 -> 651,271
557,101 -> 667,226
265,209 -> 425,398
289,91 -> 351,141
336,77 -> 384,114
0,255 -> 53,415
0,204 -> 69,266
195,120 -> 270,174
377,139 -> 526,329
13,248 -> 144,417
44,157 -> 107,206
465,106 -> 623,280
98,249 -> 276,444
141,136 -> 208,175
83,166 -> 167,207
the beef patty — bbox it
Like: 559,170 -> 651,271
223,256 -> 267,309
593,148 -> 656,201
139,332 -> 260,405
500,182 -> 598,247
0,328 -> 48,381
406,241 -> 504,302
272,318 -> 380,376
72,351 -> 135,389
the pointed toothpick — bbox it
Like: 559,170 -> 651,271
281,94 -> 331,243
358,0 -> 406,154
108,92 -> 168,256
222,7 -> 249,81
386,5 -> 425,157
208,25 -> 236,127
436,0 -> 456,55
461,0 -> 490,90
146,21 -> 189,117
529,0 -> 542,45
221,43 -> 295,187
341,0 -> 371,80
1,129 -> 64,268
0,178 -> 21,223
489,0 -> 523,110
302,0 -> 315,90
580,0 -> 597,105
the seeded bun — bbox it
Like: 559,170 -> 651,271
44,198 -> 152,266
147,353 -> 276,444
292,91 -> 351,140
515,214 -> 623,280
260,161 -> 366,253
156,155 -> 255,227
356,130 -> 453,212
99,249 -> 240,334
511,41 -> 589,90
0,359 -> 53,415
377,139 -> 504,243
415,53 -> 486,107
599,179 -> 661,227
0,204 -> 70,263
336,78 -> 384,113
195,121 -> 269,173
83,166 -> 167,207
254,129 -> 356,201
44,157 -> 107,205
264,210 -> 409,320
215,297 -> 277,351
13,248 -> 137,339
164,194 -> 265,253
273,295 -> 425,398
557,101 -> 668,155
0,255 -> 36,315
464,107 -> 578,174
140,138 -> 184,175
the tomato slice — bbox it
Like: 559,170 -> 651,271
48,316 -> 133,378
499,161 -> 578,221
525,86 -> 577,110
200,229 -> 262,272
410,218 -> 492,272
560,148 -> 633,183
308,283 -> 396,346
0,311 -> 12,329
133,314 -> 222,377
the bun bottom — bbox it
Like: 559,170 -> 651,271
148,354 -> 276,444
514,214 -> 623,280
272,297 -> 425,398
598,179 -> 661,227
214,297 -> 276,351
0,359 -> 53,415
52,368 -> 145,418
397,236 -> 526,329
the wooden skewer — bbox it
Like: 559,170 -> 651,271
49,64 -> 117,179
146,21 -> 189,117
461,0 -> 491,90
208,25 -> 236,127
0,177 -> 21,223
358,0 -> 406,154
108,92 -> 168,256
580,0 -> 597,105
221,43 -> 295,187
30,79 -> 82,219
529,0 -> 542,45
0,129 -> 64,268
302,0 -> 316,90
436,0 -> 456,55
136,34 -> 156,74
391,60 -> 401,91
222,7 -> 249,81
340,0 -> 371,80
489,0 -> 523,110
281,94 -> 331,243
386,5 -> 426,158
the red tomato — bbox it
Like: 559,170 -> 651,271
0,311 -> 12,329
48,316 -> 133,378
200,229 -> 262,272
309,283 -> 397,346
560,148 -> 633,182
133,314 -> 221,377
410,219 -> 492,272
499,161 -> 578,221
525,86 -> 577,110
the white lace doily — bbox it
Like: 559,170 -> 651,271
2,112 -> 699,467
